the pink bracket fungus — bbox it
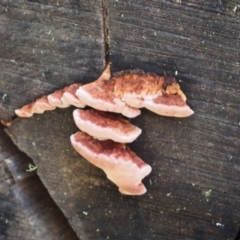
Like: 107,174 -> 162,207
111,70 -> 193,117
15,96 -> 56,117
13,63 -> 194,195
75,64 -> 193,118
76,64 -> 141,118
15,63 -> 193,119
47,87 -> 70,108
70,132 -> 152,195
144,94 -> 193,117
73,109 -> 142,143
15,83 -> 85,117
60,83 -> 86,108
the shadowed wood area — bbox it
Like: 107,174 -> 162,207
0,125 -> 35,240
0,125 -> 79,240
1,0 -> 240,240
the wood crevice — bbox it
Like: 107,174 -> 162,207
235,225 -> 240,240
102,0 -> 110,64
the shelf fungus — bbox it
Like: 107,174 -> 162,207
15,83 -> 85,117
15,96 -> 56,117
113,71 -> 194,117
60,83 -> 86,108
76,64 -> 193,118
76,64 -> 141,118
13,63 -> 194,195
15,63 -> 193,118
73,109 -> 141,143
70,132 -> 152,195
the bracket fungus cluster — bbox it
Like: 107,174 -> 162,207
14,63 -> 193,195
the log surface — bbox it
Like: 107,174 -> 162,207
0,125 -> 35,240
1,0 -> 240,239
0,0 -> 105,121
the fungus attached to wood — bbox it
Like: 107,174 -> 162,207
144,94 -> 194,117
15,83 -> 85,117
70,132 -> 152,195
47,88 -> 70,108
76,64 -> 193,118
15,96 -> 56,117
13,63 -> 194,196
61,83 -> 86,108
76,63 -> 141,118
15,63 -> 193,118
73,109 -> 142,143
112,70 -> 193,117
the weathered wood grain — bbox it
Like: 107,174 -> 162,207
1,0 -> 105,239
0,125 -> 79,240
0,125 -> 35,240
2,0 -> 240,240
0,0 -> 105,121
11,175 -> 79,240
107,0 -> 240,239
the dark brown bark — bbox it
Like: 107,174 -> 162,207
1,0 -> 239,239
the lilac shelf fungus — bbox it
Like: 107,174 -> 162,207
14,63 -> 194,195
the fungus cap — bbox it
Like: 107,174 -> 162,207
144,95 -> 194,117
61,83 -> 86,108
47,88 -> 70,108
73,109 -> 142,143
113,71 -> 193,117
15,96 -> 55,117
76,63 -> 141,118
70,132 -> 152,195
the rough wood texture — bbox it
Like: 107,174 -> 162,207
1,0 -> 240,239
0,125 -> 79,240
108,0 -> 240,239
0,0 -> 105,239
0,125 -> 35,240
0,0 -> 105,121
11,175 -> 79,240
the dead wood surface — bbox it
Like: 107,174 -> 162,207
0,125 -> 35,240
0,125 -> 79,240
1,0 -> 240,240
0,0 -> 105,121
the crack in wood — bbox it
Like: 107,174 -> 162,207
178,210 -> 182,239
0,176 -> 13,184
102,0 -> 110,64
235,225 -> 240,240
